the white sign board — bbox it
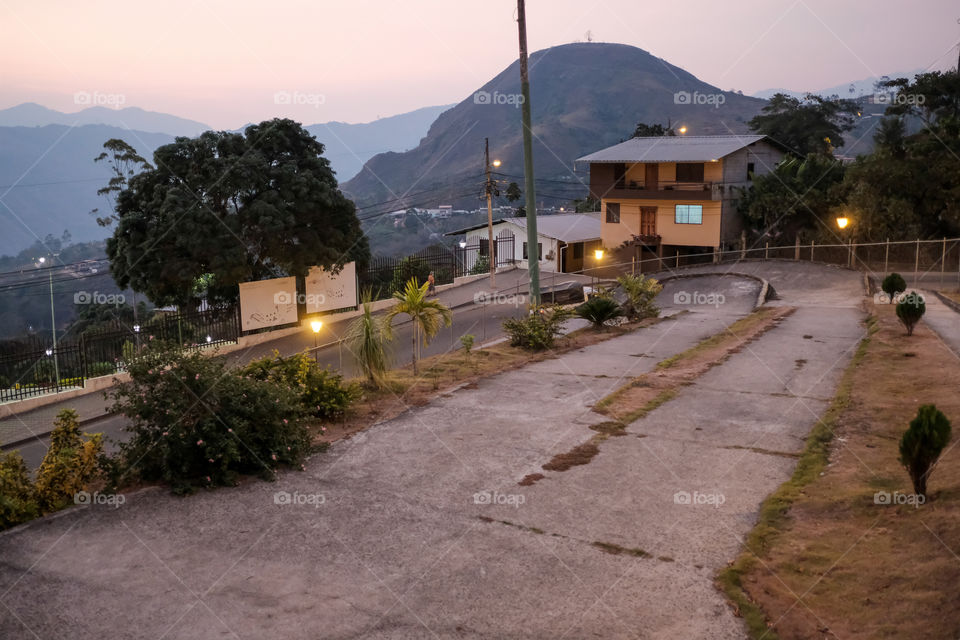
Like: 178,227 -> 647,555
304,262 -> 357,314
238,276 -> 298,331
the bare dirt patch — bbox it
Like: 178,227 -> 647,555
542,442 -> 600,472
722,305 -> 960,640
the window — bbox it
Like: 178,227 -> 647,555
675,163 -> 705,182
605,202 -> 620,223
675,204 -> 703,225
572,243 -> 584,259
747,162 -> 755,180
522,242 -> 543,260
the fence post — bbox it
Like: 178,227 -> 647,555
851,241 -> 857,269
675,250 -> 680,269
794,236 -> 800,261
941,237 -> 947,287
884,239 -> 889,275
914,239 -> 920,287
764,242 -> 769,260
740,231 -> 746,261
810,240 -> 814,262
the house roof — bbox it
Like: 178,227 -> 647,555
576,134 -> 773,164
444,213 -> 601,243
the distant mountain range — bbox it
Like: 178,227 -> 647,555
752,69 -> 924,100
343,43 -> 769,212
0,103 -> 211,137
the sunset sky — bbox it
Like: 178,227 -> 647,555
1,0 -> 957,128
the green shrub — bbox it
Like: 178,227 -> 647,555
502,306 -> 573,351
33,409 -> 104,512
469,254 -> 490,276
390,256 -> 431,294
616,274 -> 662,320
575,296 -> 624,329
895,291 -> 926,335
243,351 -> 357,419
110,346 -> 311,493
88,361 -> 116,377
460,334 -> 475,354
899,404 -> 951,497
0,451 -> 39,530
346,290 -> 391,388
881,272 -> 907,297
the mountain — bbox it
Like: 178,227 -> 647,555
0,102 -> 210,137
307,105 -> 453,181
343,43 -> 768,212
752,69 -> 924,100
0,124 -> 174,256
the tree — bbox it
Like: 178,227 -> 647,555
895,292 -> 926,336
92,139 -> 153,227
899,404 -> 951,498
615,274 -> 662,320
748,93 -> 858,156
506,182 -> 522,203
384,279 -> 452,375
572,196 -> 600,213
881,273 -> 906,298
106,119 -> 370,307
631,122 -> 675,138
346,290 -> 391,387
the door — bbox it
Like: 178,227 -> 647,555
640,207 -> 657,236
644,163 -> 659,190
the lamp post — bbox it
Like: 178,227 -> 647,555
592,248 -> 605,290
836,216 -> 851,267
36,256 -> 60,389
311,320 -> 322,361
484,138 -> 501,289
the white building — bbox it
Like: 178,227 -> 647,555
446,213 -> 602,274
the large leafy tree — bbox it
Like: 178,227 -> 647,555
106,119 -> 369,307
631,122 -> 675,138
748,93 -> 859,156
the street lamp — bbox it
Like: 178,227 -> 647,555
36,255 -> 60,389
592,248 -> 605,289
678,126 -> 688,135
484,138 -> 501,289
836,216 -> 852,267
836,217 -> 849,229
310,320 -> 323,362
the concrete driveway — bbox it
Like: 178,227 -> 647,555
0,262 -> 866,639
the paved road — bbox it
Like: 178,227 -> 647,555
0,264 -> 867,638
919,291 -> 960,357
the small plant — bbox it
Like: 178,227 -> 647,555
460,333 -> 475,355
243,351 -> 357,420
469,254 -> 490,276
881,272 -> 907,298
110,345 -> 311,493
384,278 -> 452,375
895,291 -> 925,335
87,361 -> 117,377
0,451 -> 39,530
575,296 -> 624,329
345,289 -> 391,388
616,274 -> 662,320
33,409 -> 104,512
502,305 -> 573,351
899,404 -> 951,498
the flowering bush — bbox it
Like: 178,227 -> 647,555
242,351 -> 356,419
109,346 -> 310,494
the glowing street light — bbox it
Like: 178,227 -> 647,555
594,249 -> 604,260
677,126 -> 687,135
836,217 -> 849,229
310,320 -> 323,362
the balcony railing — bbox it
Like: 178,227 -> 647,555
615,179 -> 714,192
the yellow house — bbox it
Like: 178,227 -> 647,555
576,135 -> 785,264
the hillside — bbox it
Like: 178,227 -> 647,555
343,42 -> 768,211
0,103 -> 210,137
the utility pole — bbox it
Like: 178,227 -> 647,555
485,137 -> 497,289
517,0 -> 540,305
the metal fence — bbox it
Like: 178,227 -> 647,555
358,244 -> 460,300
0,306 -> 240,403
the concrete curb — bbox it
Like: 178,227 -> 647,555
933,290 -> 960,315
655,271 -> 772,310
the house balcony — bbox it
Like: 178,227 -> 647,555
591,180 -> 727,202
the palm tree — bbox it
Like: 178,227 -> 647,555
345,289 -> 390,388
384,278 -> 452,375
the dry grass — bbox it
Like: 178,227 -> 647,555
542,442 -> 600,471
720,305 -> 960,640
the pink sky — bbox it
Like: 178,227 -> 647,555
1,0 -> 957,129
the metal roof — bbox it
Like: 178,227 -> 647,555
445,213 -> 601,243
576,135 -> 771,164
